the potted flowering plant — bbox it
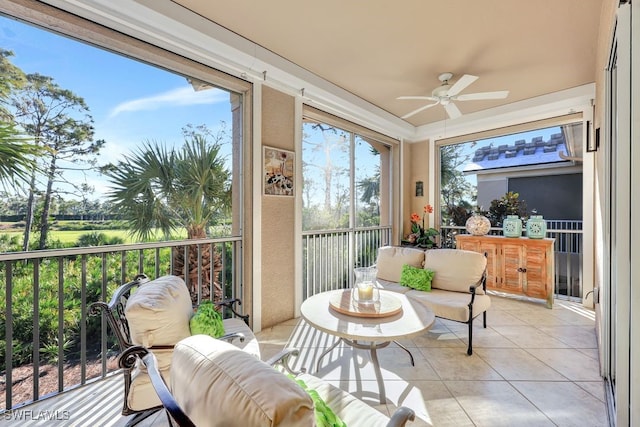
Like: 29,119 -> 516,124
402,204 -> 439,249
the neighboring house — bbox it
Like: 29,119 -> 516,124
463,124 -> 583,220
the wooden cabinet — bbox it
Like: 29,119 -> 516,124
456,235 -> 555,308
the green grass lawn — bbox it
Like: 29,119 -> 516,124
0,228 -> 136,244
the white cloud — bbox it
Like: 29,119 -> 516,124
108,86 -> 228,118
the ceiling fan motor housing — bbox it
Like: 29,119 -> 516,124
433,84 -> 451,98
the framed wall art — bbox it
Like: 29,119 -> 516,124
263,146 -> 295,196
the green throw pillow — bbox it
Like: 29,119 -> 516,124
190,301 -> 225,338
400,264 -> 434,292
291,376 -> 346,427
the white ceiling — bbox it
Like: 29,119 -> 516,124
173,0 -> 604,129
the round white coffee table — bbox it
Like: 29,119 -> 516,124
300,289 -> 435,403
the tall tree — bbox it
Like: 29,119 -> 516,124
440,143 -> 476,225
11,73 -> 103,250
104,134 -> 231,302
304,123 -> 349,211
0,49 -> 26,119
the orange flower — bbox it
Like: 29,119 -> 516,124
410,213 -> 421,223
424,204 -> 434,214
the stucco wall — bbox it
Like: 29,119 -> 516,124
404,139 -> 431,238
260,86 -> 296,328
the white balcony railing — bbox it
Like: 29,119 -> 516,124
302,226 -> 391,299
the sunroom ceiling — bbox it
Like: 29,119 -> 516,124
173,0 -> 603,129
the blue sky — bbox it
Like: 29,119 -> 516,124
1,15 -> 232,199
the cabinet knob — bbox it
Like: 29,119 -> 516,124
517,267 -> 527,273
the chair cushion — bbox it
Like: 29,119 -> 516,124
297,373 -> 391,427
170,335 -> 315,426
424,249 -> 487,294
406,289 -> 491,322
128,348 -> 173,411
125,275 -> 193,347
375,246 -> 425,282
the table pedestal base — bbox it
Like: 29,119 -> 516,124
315,338 -> 415,404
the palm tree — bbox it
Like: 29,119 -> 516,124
104,135 -> 231,303
0,122 -> 38,187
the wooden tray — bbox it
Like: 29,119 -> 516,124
328,290 -> 402,318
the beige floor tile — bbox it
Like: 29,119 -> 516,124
537,325 -> 598,348
525,348 -> 602,381
491,325 -> 571,348
451,327 -> 520,349
410,327 -> 467,349
576,347 -> 601,361
474,348 -> 567,380
574,381 -> 606,402
444,380 -> 555,426
419,347 -> 503,381
484,308 -> 529,326
511,381 -> 609,426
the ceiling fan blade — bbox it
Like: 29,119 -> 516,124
444,102 -> 462,119
455,90 -> 509,101
401,102 -> 440,119
446,74 -> 478,97
397,96 -> 439,101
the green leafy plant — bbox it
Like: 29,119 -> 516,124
487,191 -> 528,226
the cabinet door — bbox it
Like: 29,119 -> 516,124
457,238 -> 498,289
522,245 -> 548,299
501,243 -> 524,293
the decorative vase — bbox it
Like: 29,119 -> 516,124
465,213 -> 491,236
502,215 -> 522,238
526,215 -> 547,239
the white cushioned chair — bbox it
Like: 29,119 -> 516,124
90,274 -> 254,426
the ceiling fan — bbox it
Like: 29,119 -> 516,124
398,72 -> 509,120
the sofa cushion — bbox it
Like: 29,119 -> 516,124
125,275 -> 193,347
424,249 -> 487,294
400,264 -> 434,291
405,289 -> 491,322
291,376 -> 346,427
297,373 -> 392,427
374,278 -> 412,294
171,335 -> 315,426
375,246 -> 425,282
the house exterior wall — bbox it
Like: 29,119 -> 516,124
508,173 -> 582,220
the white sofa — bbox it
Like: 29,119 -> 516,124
374,246 -> 490,355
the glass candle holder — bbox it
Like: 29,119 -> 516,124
352,266 -> 379,304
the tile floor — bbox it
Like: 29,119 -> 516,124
3,294 -> 609,426
255,294 -> 608,427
